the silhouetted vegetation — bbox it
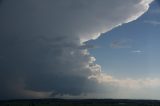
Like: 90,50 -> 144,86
1,99 -> 160,106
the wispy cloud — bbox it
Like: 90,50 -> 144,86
110,39 -> 132,49
144,20 -> 160,26
131,50 -> 143,53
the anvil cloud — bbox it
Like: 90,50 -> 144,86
0,0 -> 154,99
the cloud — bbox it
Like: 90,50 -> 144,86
110,39 -> 132,49
89,73 -> 160,99
144,20 -> 160,25
89,73 -> 160,89
90,73 -> 160,99
132,50 -> 143,53
0,0 -> 154,99
79,44 -> 98,50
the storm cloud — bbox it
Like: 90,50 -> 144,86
0,0 -> 153,99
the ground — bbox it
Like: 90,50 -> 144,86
1,99 -> 160,106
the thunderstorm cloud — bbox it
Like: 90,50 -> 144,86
0,0 -> 154,99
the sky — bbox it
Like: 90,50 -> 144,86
87,0 -> 160,79
0,0 -> 160,100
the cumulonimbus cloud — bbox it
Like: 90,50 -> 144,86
0,0 -> 154,99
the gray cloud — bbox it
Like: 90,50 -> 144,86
0,0 -> 153,99
0,34 -> 98,99
0,0 -> 3,4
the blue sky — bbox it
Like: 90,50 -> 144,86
87,1 -> 160,79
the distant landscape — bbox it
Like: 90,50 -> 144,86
1,99 -> 160,106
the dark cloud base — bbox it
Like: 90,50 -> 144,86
0,34 -> 99,99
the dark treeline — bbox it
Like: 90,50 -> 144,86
1,99 -> 160,106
